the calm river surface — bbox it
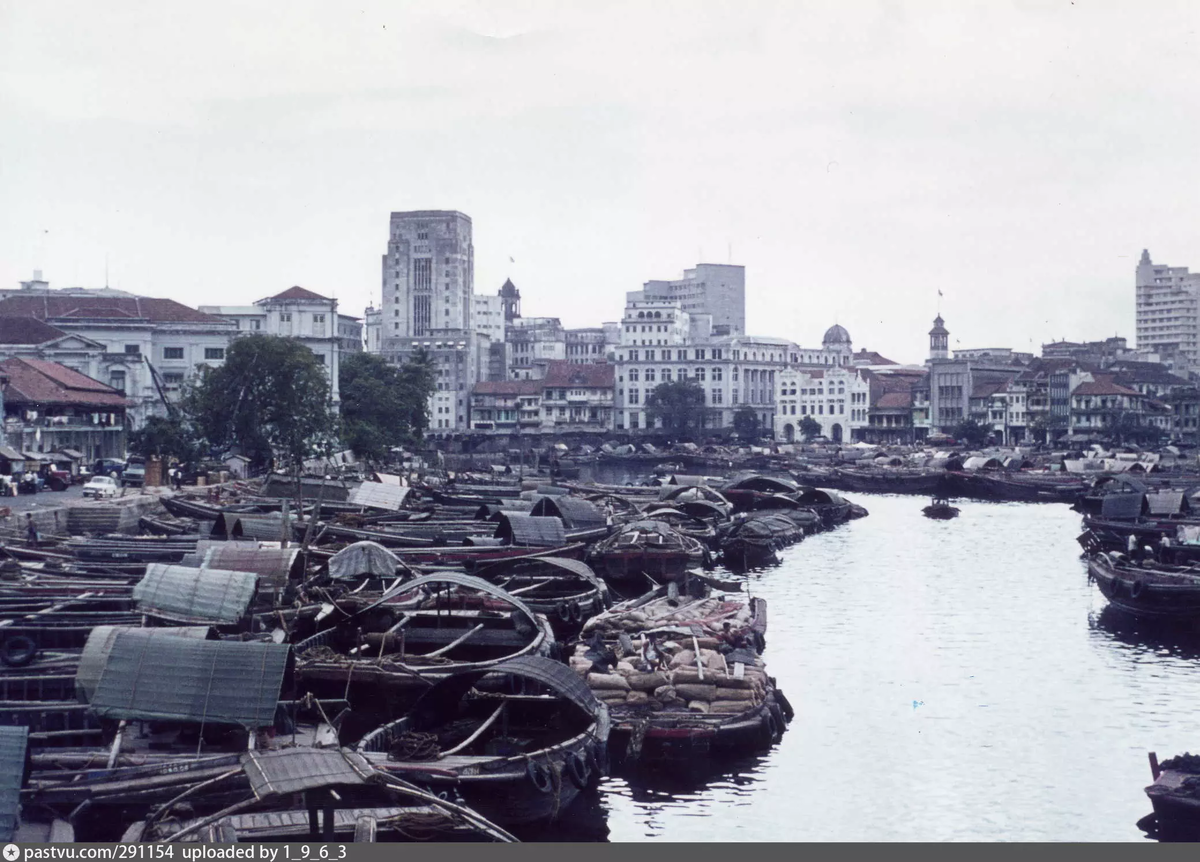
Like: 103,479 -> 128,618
521,487 -> 1200,842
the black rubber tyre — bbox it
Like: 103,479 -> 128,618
1131,579 -> 1147,599
1,636 -> 38,668
527,760 -> 554,794
564,751 -> 591,789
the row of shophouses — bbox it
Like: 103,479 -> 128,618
467,312 -> 1200,446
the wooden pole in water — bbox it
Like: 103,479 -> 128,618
1150,751 -> 1161,780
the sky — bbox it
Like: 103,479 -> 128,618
2,1 -> 1199,365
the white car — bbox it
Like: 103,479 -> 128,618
82,475 -> 119,499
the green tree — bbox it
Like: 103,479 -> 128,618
732,406 -> 761,439
339,350 -> 437,460
644,379 -> 707,438
799,415 -> 823,441
184,334 -> 335,470
128,415 -> 203,464
952,419 -> 991,447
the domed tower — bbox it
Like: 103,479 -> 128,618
822,324 -> 853,365
928,314 -> 949,361
499,278 -> 521,323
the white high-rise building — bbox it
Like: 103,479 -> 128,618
1136,248 -> 1200,373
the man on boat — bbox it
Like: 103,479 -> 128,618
1127,533 -> 1140,563
1159,535 -> 1173,565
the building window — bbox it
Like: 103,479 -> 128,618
205,347 -> 225,360
313,314 -> 326,323
109,370 -> 126,392
163,373 -> 184,386
280,313 -> 292,322
712,367 -> 723,382
163,347 -> 184,359
124,344 -> 140,355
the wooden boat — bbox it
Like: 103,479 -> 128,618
470,556 -> 611,638
566,580 -> 791,769
1087,552 -> 1200,620
640,506 -> 719,548
355,656 -> 610,827
585,521 -> 709,594
717,511 -> 815,567
922,497 -> 960,520
293,573 -> 556,715
115,748 -> 517,843
1142,751 -> 1200,841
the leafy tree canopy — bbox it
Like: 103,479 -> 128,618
339,350 -> 437,460
799,415 -> 823,441
645,379 -> 707,439
128,415 -> 203,464
952,419 -> 992,448
183,334 -> 335,470
733,406 -> 761,439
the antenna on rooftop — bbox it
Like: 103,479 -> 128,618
105,254 -> 109,289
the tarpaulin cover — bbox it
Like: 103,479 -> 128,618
328,540 -> 402,580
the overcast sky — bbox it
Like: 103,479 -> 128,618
2,1 -> 1199,364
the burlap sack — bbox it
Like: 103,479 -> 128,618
668,649 -> 696,669
626,690 -> 650,704
587,673 -> 630,692
627,672 -> 669,692
674,683 -> 717,702
714,688 -> 756,702
616,660 -> 637,674
688,700 -> 711,714
709,701 -> 753,714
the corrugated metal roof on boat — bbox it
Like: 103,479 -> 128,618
212,512 -> 291,541
493,513 -> 567,548
133,563 -> 258,624
347,482 -> 411,511
1146,490 -> 1185,516
529,496 -> 606,530
199,546 -> 302,591
76,625 -> 214,703
0,726 -> 28,841
1100,492 -> 1145,520
243,748 -> 371,798
88,631 -> 289,728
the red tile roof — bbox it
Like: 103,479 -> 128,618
854,349 -> 897,365
472,380 -> 543,396
0,357 -> 129,407
541,361 -> 614,388
1072,377 -> 1141,397
0,316 -> 69,345
875,391 -> 912,409
0,295 -> 225,324
265,286 -> 332,302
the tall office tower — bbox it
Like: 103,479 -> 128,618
381,211 -> 474,339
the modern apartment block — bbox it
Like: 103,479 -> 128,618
1136,248 -> 1200,373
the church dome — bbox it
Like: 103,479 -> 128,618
823,324 -> 851,346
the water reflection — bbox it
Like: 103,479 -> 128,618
531,472 -> 1200,841
1090,605 -> 1200,660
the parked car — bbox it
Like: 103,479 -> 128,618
94,458 -> 125,479
82,475 -> 119,499
122,459 -> 146,488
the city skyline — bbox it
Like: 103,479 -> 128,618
3,2 -> 1200,364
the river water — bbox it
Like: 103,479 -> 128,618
517,484 -> 1200,842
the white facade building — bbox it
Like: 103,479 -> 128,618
1,279 -> 236,429
774,365 -> 871,443
201,286 -> 352,406
1136,248 -> 1200,373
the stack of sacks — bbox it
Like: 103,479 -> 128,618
570,638 -> 769,713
